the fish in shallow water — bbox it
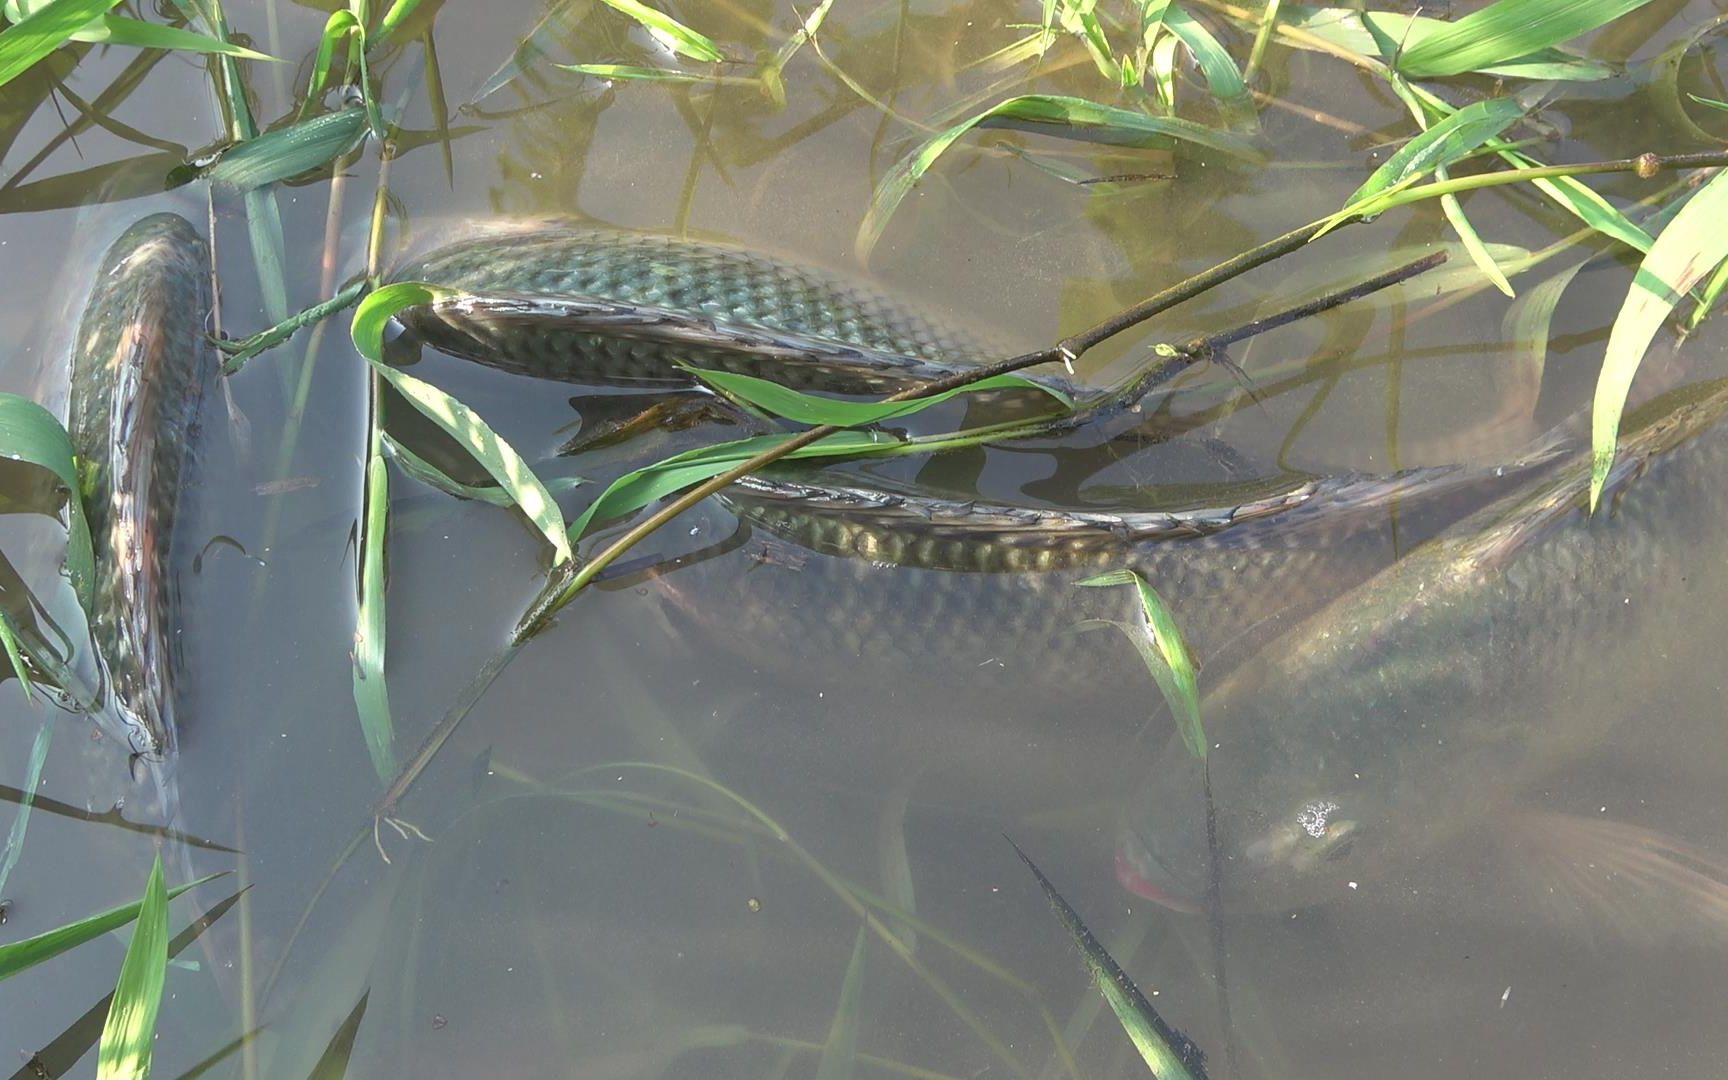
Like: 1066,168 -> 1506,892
389,221 -> 1080,398
1118,378 -> 1728,929
67,212 -> 214,761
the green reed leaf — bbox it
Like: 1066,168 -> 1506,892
1282,5 -> 1615,80
1342,95 -> 1525,214
372,0 -> 428,49
1163,6 -> 1253,127
0,0 -> 120,88
859,94 -> 1261,257
557,62 -> 758,86
1496,147 -> 1652,255
356,285 -> 575,565
69,14 -> 277,58
757,0 -> 835,107
1009,839 -> 1204,1080
597,0 -> 722,62
0,393 -> 94,611
1079,569 -> 1202,759
301,10 -> 360,118
690,367 -> 1070,426
385,434 -> 582,507
352,447 -> 397,783
1396,0 -> 1656,79
1591,168 -> 1728,510
196,107 -> 369,191
815,926 -> 868,1080
96,855 -> 168,1080
0,873 -> 218,981
0,608 -> 32,698
1691,93 -> 1728,113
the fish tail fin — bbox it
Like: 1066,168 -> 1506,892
1504,810 -> 1728,945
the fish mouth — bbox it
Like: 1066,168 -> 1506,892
1114,850 -> 1200,914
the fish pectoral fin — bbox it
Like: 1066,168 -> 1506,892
1502,810 -> 1728,944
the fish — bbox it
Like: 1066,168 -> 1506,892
388,220 -> 1080,398
1117,377 -> 1728,927
66,212 -> 214,762
646,443 -> 1563,702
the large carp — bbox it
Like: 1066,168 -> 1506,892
67,212 -> 214,763
1118,378 -> 1728,928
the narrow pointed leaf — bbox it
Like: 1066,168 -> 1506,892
0,874 -> 221,980
1010,839 -> 1205,1080
1283,6 -> 1615,80
814,926 -> 867,1080
1079,569 -> 1203,758
1591,169 -> 1728,509
597,0 -> 722,62
691,367 -> 1068,426
352,450 -> 396,782
196,107 -> 370,191
1344,96 -> 1525,210
0,0 -> 121,88
75,15 -> 279,59
0,393 -> 94,610
96,855 -> 168,1080
1396,0 -> 1657,79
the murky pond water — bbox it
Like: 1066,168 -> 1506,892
4,0 -> 1728,1076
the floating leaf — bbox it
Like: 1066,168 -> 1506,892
0,0 -> 121,89
1591,169 -> 1728,509
354,283 -> 575,566
859,94 -> 1261,256
0,393 -> 94,611
690,367 -> 1070,426
1009,839 -> 1205,1080
1079,569 -> 1202,759
96,855 -> 168,1080
597,0 -> 722,62
1396,0 -> 1656,79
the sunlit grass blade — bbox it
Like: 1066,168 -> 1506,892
597,0 -> 722,62
0,607 -> 34,697
1688,250 -> 1728,331
352,447 -> 397,783
0,0 -> 120,88
1163,6 -> 1254,127
1282,5 -> 1615,80
757,0 -> 834,107
691,367 -> 1070,425
565,430 -> 890,542
1008,839 -> 1205,1080
0,712 -> 51,897
1591,168 -> 1728,509
557,62 -> 758,86
300,10 -> 359,117
858,94 -> 1262,256
1691,93 -> 1728,113
372,0 -> 428,50
385,434 -> 581,506
354,283 -> 575,566
1244,0 -> 1282,80
1495,146 -> 1652,254
95,855 -> 168,1080
0,872 -> 220,980
69,15 -> 278,59
1341,96 -> 1525,214
1396,0 -> 1656,79
1078,569 -> 1203,758
195,107 -> 370,191
1388,83 -> 1515,295
0,393 -> 94,610
815,925 -> 868,1080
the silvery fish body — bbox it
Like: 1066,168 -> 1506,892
390,222 -> 1077,397
1119,379 -> 1728,920
67,212 -> 213,760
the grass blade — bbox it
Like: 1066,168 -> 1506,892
352,447 -> 397,783
858,94 -> 1262,257
691,367 -> 1069,425
0,0 -> 120,89
1163,6 -> 1254,127
0,712 -> 52,897
557,62 -> 758,86
0,603 -> 35,697
385,434 -> 581,506
815,926 -> 868,1080
95,855 -> 168,1080
1591,168 -> 1728,508
74,15 -> 278,59
757,0 -> 835,107
0,874 -> 220,980
1009,839 -> 1205,1080
195,107 -> 370,191
0,392 -> 94,611
597,0 -> 722,62
1396,0 -> 1657,79
354,283 -> 575,566
1341,95 -> 1525,213
1283,6 -> 1615,80
1078,569 -> 1203,759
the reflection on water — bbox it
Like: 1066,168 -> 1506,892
4,0 -> 1728,1077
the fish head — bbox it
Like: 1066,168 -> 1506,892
1117,667 -> 1393,913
